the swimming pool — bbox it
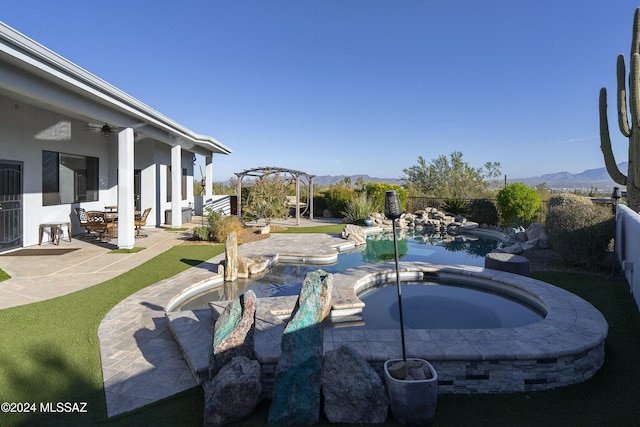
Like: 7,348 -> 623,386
175,230 -> 504,310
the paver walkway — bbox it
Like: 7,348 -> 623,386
97,232 -> 353,416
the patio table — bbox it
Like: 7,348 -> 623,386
39,221 -> 72,245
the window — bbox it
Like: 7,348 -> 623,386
42,151 -> 98,205
166,166 -> 187,202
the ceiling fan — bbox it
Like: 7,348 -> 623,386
85,122 -> 119,137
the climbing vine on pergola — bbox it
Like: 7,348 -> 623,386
234,166 -> 315,225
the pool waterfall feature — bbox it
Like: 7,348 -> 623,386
168,258 -> 608,395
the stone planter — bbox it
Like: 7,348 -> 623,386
384,358 -> 438,426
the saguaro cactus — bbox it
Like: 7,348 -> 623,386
600,7 -> 640,211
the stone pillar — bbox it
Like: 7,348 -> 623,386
171,144 -> 182,228
224,231 -> 238,282
117,128 -> 135,249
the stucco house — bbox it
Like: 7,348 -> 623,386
0,22 -> 231,252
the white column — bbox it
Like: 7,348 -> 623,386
205,155 -> 213,199
171,144 -> 182,228
117,128 -> 135,249
236,175 -> 242,219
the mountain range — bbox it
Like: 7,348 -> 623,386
220,164 -> 627,192
311,164 -> 627,191
510,163 -> 627,191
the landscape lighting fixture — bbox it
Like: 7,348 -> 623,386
384,190 -> 406,363
611,187 -> 622,202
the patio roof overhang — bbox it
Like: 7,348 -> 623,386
0,21 -> 231,156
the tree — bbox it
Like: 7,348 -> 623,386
245,174 -> 289,224
402,151 -> 499,198
496,182 -> 541,227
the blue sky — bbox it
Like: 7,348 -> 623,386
3,1 -> 639,182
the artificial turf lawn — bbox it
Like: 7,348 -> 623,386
1,244 -> 640,426
0,244 -> 224,427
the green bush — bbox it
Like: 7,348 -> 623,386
443,198 -> 469,215
322,185 -> 356,217
341,193 -> 377,224
469,198 -> 499,225
191,226 -> 210,241
547,192 -> 593,209
496,183 -> 541,227
545,195 -> 614,268
364,182 -> 408,213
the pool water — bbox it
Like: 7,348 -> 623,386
351,282 -> 543,329
177,231 -> 504,310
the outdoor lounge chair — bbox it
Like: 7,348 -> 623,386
74,207 -> 96,239
134,207 -> 152,238
85,211 -> 114,241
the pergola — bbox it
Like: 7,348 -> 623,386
235,166 -> 315,225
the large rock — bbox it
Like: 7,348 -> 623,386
224,230 -> 238,281
322,345 -> 389,424
203,356 -> 263,427
268,270 -> 333,426
526,222 -> 550,248
209,290 -> 257,379
341,224 -> 367,246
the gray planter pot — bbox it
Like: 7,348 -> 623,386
384,358 -> 438,426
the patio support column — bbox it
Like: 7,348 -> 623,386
309,176 -> 314,220
295,174 -> 300,225
236,174 -> 242,218
171,144 -> 182,228
205,155 -> 213,200
117,128 -> 135,249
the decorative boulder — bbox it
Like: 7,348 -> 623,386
268,270 -> 333,427
322,345 -> 389,424
224,230 -> 238,281
203,356 -> 262,427
209,290 -> 257,379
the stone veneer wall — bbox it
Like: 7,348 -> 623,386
258,341 -> 604,397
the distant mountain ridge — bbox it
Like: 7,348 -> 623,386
511,163 -> 627,191
311,174 -> 404,186
216,165 -> 626,191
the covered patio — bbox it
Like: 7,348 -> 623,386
0,22 -> 231,252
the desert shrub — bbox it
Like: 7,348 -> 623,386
206,209 -> 244,242
546,192 -> 593,209
443,198 -> 469,215
496,183 -> 541,227
323,185 -> 356,217
469,199 -> 499,225
245,175 -> 289,224
364,182 -> 408,213
192,226 -> 210,241
341,193 -> 377,224
545,196 -> 614,268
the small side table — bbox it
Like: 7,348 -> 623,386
39,222 -> 72,245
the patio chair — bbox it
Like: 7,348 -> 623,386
86,211 -> 114,241
135,207 -> 152,238
74,207 -> 96,239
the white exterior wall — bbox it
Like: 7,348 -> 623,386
615,204 -> 640,311
0,94 -> 200,247
0,96 -> 113,246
